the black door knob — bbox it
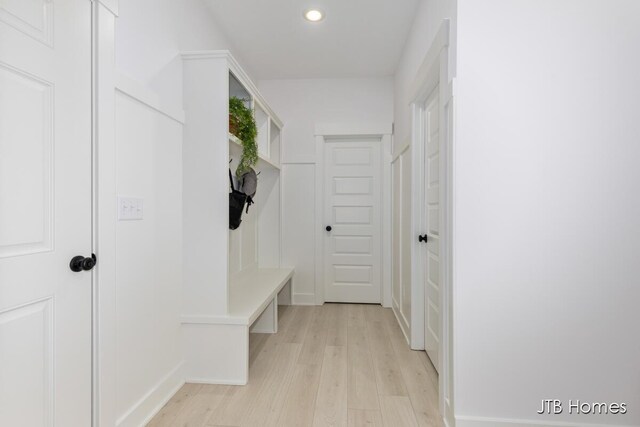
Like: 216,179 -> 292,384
418,234 -> 428,243
70,254 -> 97,272
326,225 -> 332,232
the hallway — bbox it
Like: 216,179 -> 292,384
148,304 -> 441,427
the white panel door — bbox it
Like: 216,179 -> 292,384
0,1 -> 93,426
324,139 -> 381,303
423,89 -> 441,372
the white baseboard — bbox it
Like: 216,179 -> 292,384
116,362 -> 185,427
292,293 -> 316,305
185,377 -> 247,386
456,415 -> 636,427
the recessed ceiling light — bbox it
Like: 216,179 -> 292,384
304,9 -> 324,22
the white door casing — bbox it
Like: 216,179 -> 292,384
0,1 -> 93,425
423,88 -> 441,372
391,142 -> 412,337
410,19 -> 454,425
323,138 -> 382,303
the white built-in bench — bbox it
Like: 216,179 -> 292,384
182,268 -> 294,385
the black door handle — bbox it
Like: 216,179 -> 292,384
70,254 -> 97,272
418,234 -> 428,243
326,225 -> 332,232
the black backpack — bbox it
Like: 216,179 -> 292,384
238,168 -> 258,213
229,169 -> 247,230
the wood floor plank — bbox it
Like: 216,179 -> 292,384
147,383 -> 203,427
249,333 -> 268,366
325,303 -> 348,346
149,304 -> 438,427
240,343 -> 302,427
276,362 -> 323,426
347,305 -> 380,410
299,306 -> 329,365
382,310 -> 441,426
281,304 -> 313,344
205,334 -> 279,426
379,396 -> 420,427
169,385 -> 230,427
365,312 -> 408,397
313,346 -> 348,427
347,409 -> 383,427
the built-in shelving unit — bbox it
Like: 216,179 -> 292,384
228,133 -> 280,171
181,50 -> 292,385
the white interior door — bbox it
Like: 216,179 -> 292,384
324,138 -> 382,303
0,1 -> 93,425
423,89 -> 441,372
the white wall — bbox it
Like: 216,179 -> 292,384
112,1 -> 248,424
114,92 -> 183,426
115,0 -> 254,106
258,78 -> 393,304
454,1 -> 640,425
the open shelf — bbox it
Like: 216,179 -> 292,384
229,72 -> 252,108
269,120 -> 281,167
229,133 -> 280,171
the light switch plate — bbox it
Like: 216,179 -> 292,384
118,197 -> 144,221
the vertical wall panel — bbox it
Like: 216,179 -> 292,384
281,164 -> 316,302
115,93 -> 183,420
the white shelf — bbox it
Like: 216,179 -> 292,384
229,133 -> 280,170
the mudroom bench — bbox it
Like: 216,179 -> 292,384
181,268 -> 294,385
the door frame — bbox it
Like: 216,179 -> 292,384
409,20 -> 455,426
313,123 -> 393,307
91,1 -> 118,426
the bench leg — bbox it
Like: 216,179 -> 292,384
250,297 -> 278,334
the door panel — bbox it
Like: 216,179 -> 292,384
324,139 -> 382,303
424,89 -> 441,373
0,1 -> 93,425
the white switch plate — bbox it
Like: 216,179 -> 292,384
118,197 -> 144,220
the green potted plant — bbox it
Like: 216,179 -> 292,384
229,97 -> 258,176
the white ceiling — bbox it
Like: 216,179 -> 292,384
203,0 -> 420,80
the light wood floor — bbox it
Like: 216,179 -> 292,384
148,304 -> 442,427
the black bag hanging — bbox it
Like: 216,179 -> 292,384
229,169 -> 247,230
238,168 -> 258,214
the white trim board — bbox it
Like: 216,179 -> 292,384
115,73 -> 185,124
315,122 -> 393,137
116,362 -> 184,427
292,293 -> 316,306
93,3 -> 118,426
455,415 -> 638,427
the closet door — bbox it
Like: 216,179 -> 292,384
323,138 -> 382,303
0,1 -> 93,425
391,144 -> 411,335
423,88 -> 441,372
